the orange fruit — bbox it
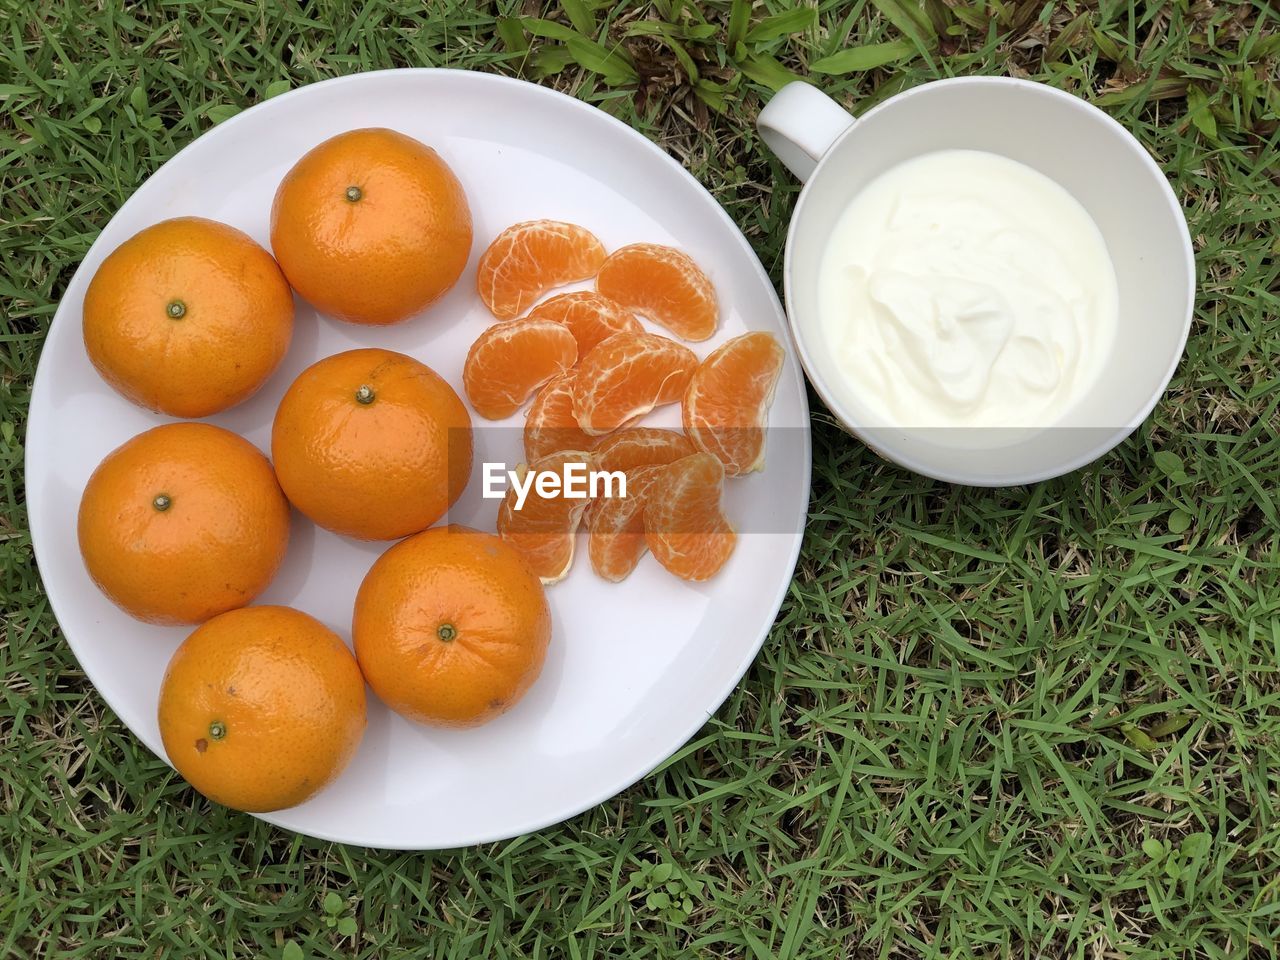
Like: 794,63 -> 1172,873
77,423 -> 290,625
82,217 -> 293,418
586,463 -> 665,582
158,605 -> 366,813
352,526 -> 551,727
595,243 -> 718,342
524,373 -> 597,463
496,450 -> 597,583
271,348 -> 472,540
573,332 -> 697,436
644,453 -> 736,582
463,317 -> 577,420
592,427 -> 696,474
270,127 -> 471,325
683,332 -> 786,476
477,220 -> 606,320
527,291 -> 642,355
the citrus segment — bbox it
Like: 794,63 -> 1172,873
595,243 -> 718,341
82,217 -> 294,418
477,220 -> 606,320
157,605 -> 367,813
524,374 -> 597,463
270,127 -> 472,325
643,453 -> 736,582
592,427 -> 695,474
463,317 -> 577,420
271,348 -> 472,541
572,332 -> 697,436
496,450 -> 596,584
683,331 -> 785,475
586,464 -> 665,583
353,526 -> 551,727
527,290 -> 642,355
77,423 -> 290,625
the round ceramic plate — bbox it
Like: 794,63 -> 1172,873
26,69 -> 811,849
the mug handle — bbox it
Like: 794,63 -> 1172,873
757,82 -> 857,182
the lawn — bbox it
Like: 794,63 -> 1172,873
2,1 -> 1279,958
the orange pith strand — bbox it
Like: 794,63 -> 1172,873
464,317 -> 577,420
595,242 -> 718,342
572,332 -> 697,436
587,463 -> 666,582
496,449 -> 598,584
643,453 -> 736,582
682,331 -> 785,476
477,220 -> 606,320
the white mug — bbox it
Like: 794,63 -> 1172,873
758,78 -> 1196,486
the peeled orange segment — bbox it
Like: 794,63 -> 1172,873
527,291 -> 643,356
497,450 -> 597,584
595,243 -> 718,342
524,374 -> 597,463
644,453 -> 736,582
477,220 -> 606,320
463,317 -> 577,420
587,464 -> 665,582
683,331 -> 786,476
573,332 -> 698,436
592,427 -> 695,475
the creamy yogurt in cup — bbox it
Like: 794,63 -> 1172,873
816,149 -> 1119,432
756,78 -> 1195,485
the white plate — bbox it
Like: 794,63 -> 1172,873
26,69 -> 811,849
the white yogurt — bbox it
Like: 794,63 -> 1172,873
817,149 -> 1119,429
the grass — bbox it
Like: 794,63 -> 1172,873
2,1 -> 1279,957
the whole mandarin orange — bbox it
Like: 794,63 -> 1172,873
270,127 -> 472,325
77,423 -> 290,625
271,348 -> 472,541
352,526 -> 551,727
158,605 -> 367,813
82,217 -> 294,418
